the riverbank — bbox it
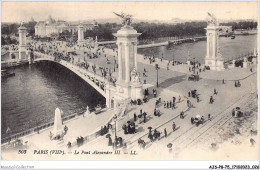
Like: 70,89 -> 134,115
1,60 -> 29,69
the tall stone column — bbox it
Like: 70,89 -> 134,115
206,33 -> 210,57
113,23 -> 142,102
18,23 -> 27,60
117,43 -> 122,81
78,24 -> 84,45
205,13 -> 224,71
125,42 -> 130,83
134,42 -> 138,71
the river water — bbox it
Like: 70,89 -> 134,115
1,61 -> 105,138
138,35 -> 257,63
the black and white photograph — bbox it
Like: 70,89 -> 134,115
1,1 -> 258,166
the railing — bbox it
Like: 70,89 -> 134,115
33,51 -> 116,87
1,104 -> 107,145
67,109 -> 115,149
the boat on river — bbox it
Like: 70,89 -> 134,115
1,70 -> 15,79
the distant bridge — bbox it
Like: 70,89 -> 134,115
97,36 -> 207,49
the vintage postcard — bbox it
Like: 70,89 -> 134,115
1,1 -> 258,163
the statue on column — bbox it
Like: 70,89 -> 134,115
207,12 -> 218,26
131,67 -> 141,84
113,12 -> 133,26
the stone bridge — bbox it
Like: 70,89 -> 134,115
33,52 -> 117,108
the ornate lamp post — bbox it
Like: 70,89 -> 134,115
114,55 -> 116,72
113,114 -> 118,148
155,64 -> 160,88
193,57 -> 196,74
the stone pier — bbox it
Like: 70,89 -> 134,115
204,13 -> 224,71
113,23 -> 143,108
18,22 -> 28,60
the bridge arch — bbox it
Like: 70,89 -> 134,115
33,52 -> 114,101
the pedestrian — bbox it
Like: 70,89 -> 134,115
238,80 -> 241,87
172,97 -> 176,103
148,131 -> 153,142
222,79 -> 225,84
154,108 -> 157,116
208,114 -> 211,121
143,112 -> 147,123
172,122 -> 176,132
187,99 -> 190,108
178,95 -> 181,103
134,113 -> 137,122
166,101 -> 169,108
191,117 -> 194,124
157,109 -> 161,117
197,96 -> 200,103
235,81 -> 237,87
180,111 -> 184,119
209,96 -> 213,104
164,128 -> 167,138
214,88 -> 218,95
123,124 -> 127,134
49,131 -> 53,140
172,102 -> 175,109
188,91 -> 191,97
127,123 -> 131,134
170,101 -> 172,108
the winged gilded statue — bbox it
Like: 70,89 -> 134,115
113,12 -> 133,26
207,12 -> 218,26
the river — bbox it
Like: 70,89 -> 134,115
138,34 -> 257,63
1,61 -> 105,138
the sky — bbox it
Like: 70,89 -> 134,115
1,1 -> 258,23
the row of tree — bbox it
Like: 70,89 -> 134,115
1,20 -> 37,37
1,21 -> 257,44
83,21 -> 257,41
220,21 -> 257,30
1,36 -> 18,45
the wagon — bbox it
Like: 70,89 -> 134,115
232,107 -> 243,118
192,114 -> 204,126
188,74 -> 199,81
191,89 -> 198,98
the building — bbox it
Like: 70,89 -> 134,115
219,26 -> 233,36
35,16 -> 97,37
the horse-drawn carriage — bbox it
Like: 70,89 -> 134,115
191,90 -> 198,98
188,74 -> 199,81
191,114 -> 205,126
232,107 -> 243,118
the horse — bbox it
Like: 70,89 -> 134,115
153,130 -> 161,141
138,138 -> 146,149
